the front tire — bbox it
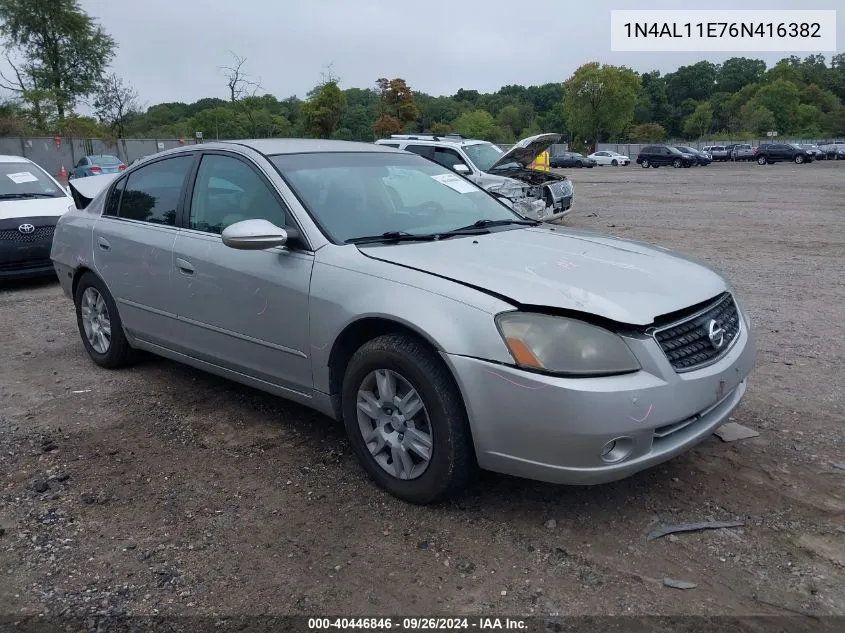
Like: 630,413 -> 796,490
341,334 -> 475,504
74,272 -> 133,368
673,158 -> 682,168
611,159 -> 618,166
794,154 -> 804,164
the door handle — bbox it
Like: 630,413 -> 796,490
96,236 -> 110,251
175,257 -> 195,275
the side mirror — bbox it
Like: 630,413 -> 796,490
222,218 -> 291,250
453,163 -> 471,174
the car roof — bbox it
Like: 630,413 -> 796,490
375,137 -> 489,148
0,154 -> 34,164
228,138 -> 405,155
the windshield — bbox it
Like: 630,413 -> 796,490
271,152 -> 521,244
0,162 -> 64,199
462,142 -> 505,172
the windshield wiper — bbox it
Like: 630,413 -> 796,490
0,192 -> 58,199
345,231 -> 440,245
444,218 -> 540,234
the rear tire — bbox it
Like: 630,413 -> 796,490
341,334 -> 475,504
757,155 -> 767,165
74,272 -> 134,369
641,159 -> 649,168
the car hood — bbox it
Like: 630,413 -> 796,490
0,196 -> 74,221
359,226 -> 727,326
488,133 -> 561,171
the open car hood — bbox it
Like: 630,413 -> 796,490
488,133 -> 561,171
68,173 -> 119,209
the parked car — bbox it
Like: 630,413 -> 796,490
69,155 -> 126,179
674,146 -> 711,166
702,146 -> 729,161
375,133 -> 573,221
588,151 -> 630,166
754,143 -> 813,165
636,145 -> 695,168
549,151 -> 595,168
0,154 -> 74,280
799,144 -> 824,160
52,140 -> 756,503
819,141 -> 845,160
731,144 -> 755,161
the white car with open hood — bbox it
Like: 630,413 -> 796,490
376,133 -> 573,221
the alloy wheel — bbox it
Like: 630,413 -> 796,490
80,287 -> 111,354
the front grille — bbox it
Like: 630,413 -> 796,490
0,225 -> 55,243
653,293 -> 740,372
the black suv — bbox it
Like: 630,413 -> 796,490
674,146 -> 711,166
636,145 -> 695,168
754,143 -> 813,165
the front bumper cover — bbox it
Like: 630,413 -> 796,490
442,317 -> 756,485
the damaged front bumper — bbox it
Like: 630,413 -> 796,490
488,179 -> 574,222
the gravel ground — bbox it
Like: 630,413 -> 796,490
1,160 -> 844,622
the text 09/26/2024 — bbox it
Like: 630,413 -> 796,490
610,9 -> 837,52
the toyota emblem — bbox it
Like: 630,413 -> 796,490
707,319 -> 725,350
18,223 -> 35,235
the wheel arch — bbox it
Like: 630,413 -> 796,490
327,316 -> 452,419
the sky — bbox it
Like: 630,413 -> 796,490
58,1 -> 845,106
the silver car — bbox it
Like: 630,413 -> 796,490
51,140 -> 757,504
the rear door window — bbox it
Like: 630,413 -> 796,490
117,156 -> 193,226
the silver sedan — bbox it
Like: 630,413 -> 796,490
51,140 -> 756,504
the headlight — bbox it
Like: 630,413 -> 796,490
495,312 -> 640,376
559,180 -> 573,196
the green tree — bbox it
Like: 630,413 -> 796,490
634,71 -> 670,125
563,63 -> 640,144
665,61 -> 717,104
451,109 -> 498,140
740,102 -> 776,135
0,0 -> 115,123
629,122 -> 666,142
682,102 -> 713,138
716,58 -> 766,93
754,79 -> 800,133
496,104 -> 523,137
302,80 -> 345,138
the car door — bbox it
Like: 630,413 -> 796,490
169,151 -> 314,395
93,154 -> 195,347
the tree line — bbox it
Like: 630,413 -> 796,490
1,0 -> 844,149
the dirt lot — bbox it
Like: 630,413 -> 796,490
1,161 -> 844,622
